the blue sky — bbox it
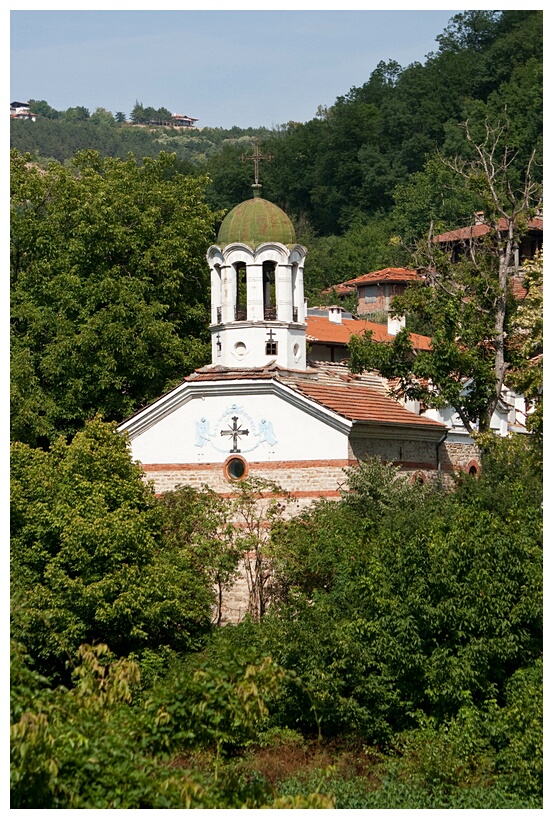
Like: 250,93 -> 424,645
10,7 -> 462,129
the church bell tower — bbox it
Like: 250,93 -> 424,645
206,142 -> 307,370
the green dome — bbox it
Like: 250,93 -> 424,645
217,196 -> 296,247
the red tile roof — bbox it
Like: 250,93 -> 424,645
321,283 -> 356,296
292,381 -> 445,428
511,276 -> 529,301
343,267 -> 421,286
434,217 -> 543,243
306,315 -> 432,351
185,363 -> 445,431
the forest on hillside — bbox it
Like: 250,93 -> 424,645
11,11 -> 543,808
11,10 -> 542,296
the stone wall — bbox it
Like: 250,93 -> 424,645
142,440 -> 480,503
142,442 -> 481,623
142,459 -> 352,506
349,435 -> 438,468
440,440 -> 481,474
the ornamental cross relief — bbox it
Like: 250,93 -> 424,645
220,415 -> 249,453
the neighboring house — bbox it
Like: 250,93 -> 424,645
433,213 -> 543,303
324,268 -> 421,317
170,113 -> 198,127
433,213 -> 543,270
10,100 -> 36,121
304,306 -> 533,451
306,305 -> 431,363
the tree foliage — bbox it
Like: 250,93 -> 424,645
226,441 -> 542,748
10,433 -> 542,806
11,149 -> 220,447
350,117 -> 542,434
10,420 -> 214,679
156,486 -> 241,626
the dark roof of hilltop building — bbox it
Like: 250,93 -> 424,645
434,216 -> 543,243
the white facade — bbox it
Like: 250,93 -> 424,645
425,384 -> 530,443
206,241 -> 308,370
119,378 -> 351,467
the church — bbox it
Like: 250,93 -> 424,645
119,173 -> 483,504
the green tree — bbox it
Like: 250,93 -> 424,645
10,419 -> 214,680
236,440 -> 541,743
27,98 -> 61,119
156,106 -> 172,122
63,105 -> 90,121
90,106 -> 115,125
11,148 -> 220,447
130,99 -> 146,123
157,486 -> 241,626
114,111 -> 126,123
391,154 -> 480,245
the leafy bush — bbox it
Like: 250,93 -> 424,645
10,420 -> 214,680
219,444 -> 542,748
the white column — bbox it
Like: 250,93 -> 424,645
247,263 -> 264,321
221,264 -> 235,323
210,264 -> 222,324
276,263 -> 293,322
295,264 -> 306,322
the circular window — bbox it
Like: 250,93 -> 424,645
224,455 -> 248,481
233,341 -> 247,359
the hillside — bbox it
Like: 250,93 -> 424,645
11,11 -> 541,299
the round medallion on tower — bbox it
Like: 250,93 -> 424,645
217,194 -> 296,248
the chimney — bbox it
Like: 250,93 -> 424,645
328,306 -> 343,324
474,211 -> 486,224
388,314 -> 406,336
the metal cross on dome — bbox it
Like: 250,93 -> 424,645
241,138 -> 273,186
221,415 -> 249,453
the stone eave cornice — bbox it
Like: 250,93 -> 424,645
349,420 -> 447,443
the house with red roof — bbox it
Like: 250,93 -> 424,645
324,267 -> 421,317
305,305 -> 431,363
433,213 -> 543,268
433,213 -> 543,304
10,100 -> 36,121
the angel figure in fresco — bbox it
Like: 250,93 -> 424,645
257,418 -> 278,446
195,417 -> 213,447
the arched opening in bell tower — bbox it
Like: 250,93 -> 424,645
234,262 -> 247,321
262,261 -> 276,320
